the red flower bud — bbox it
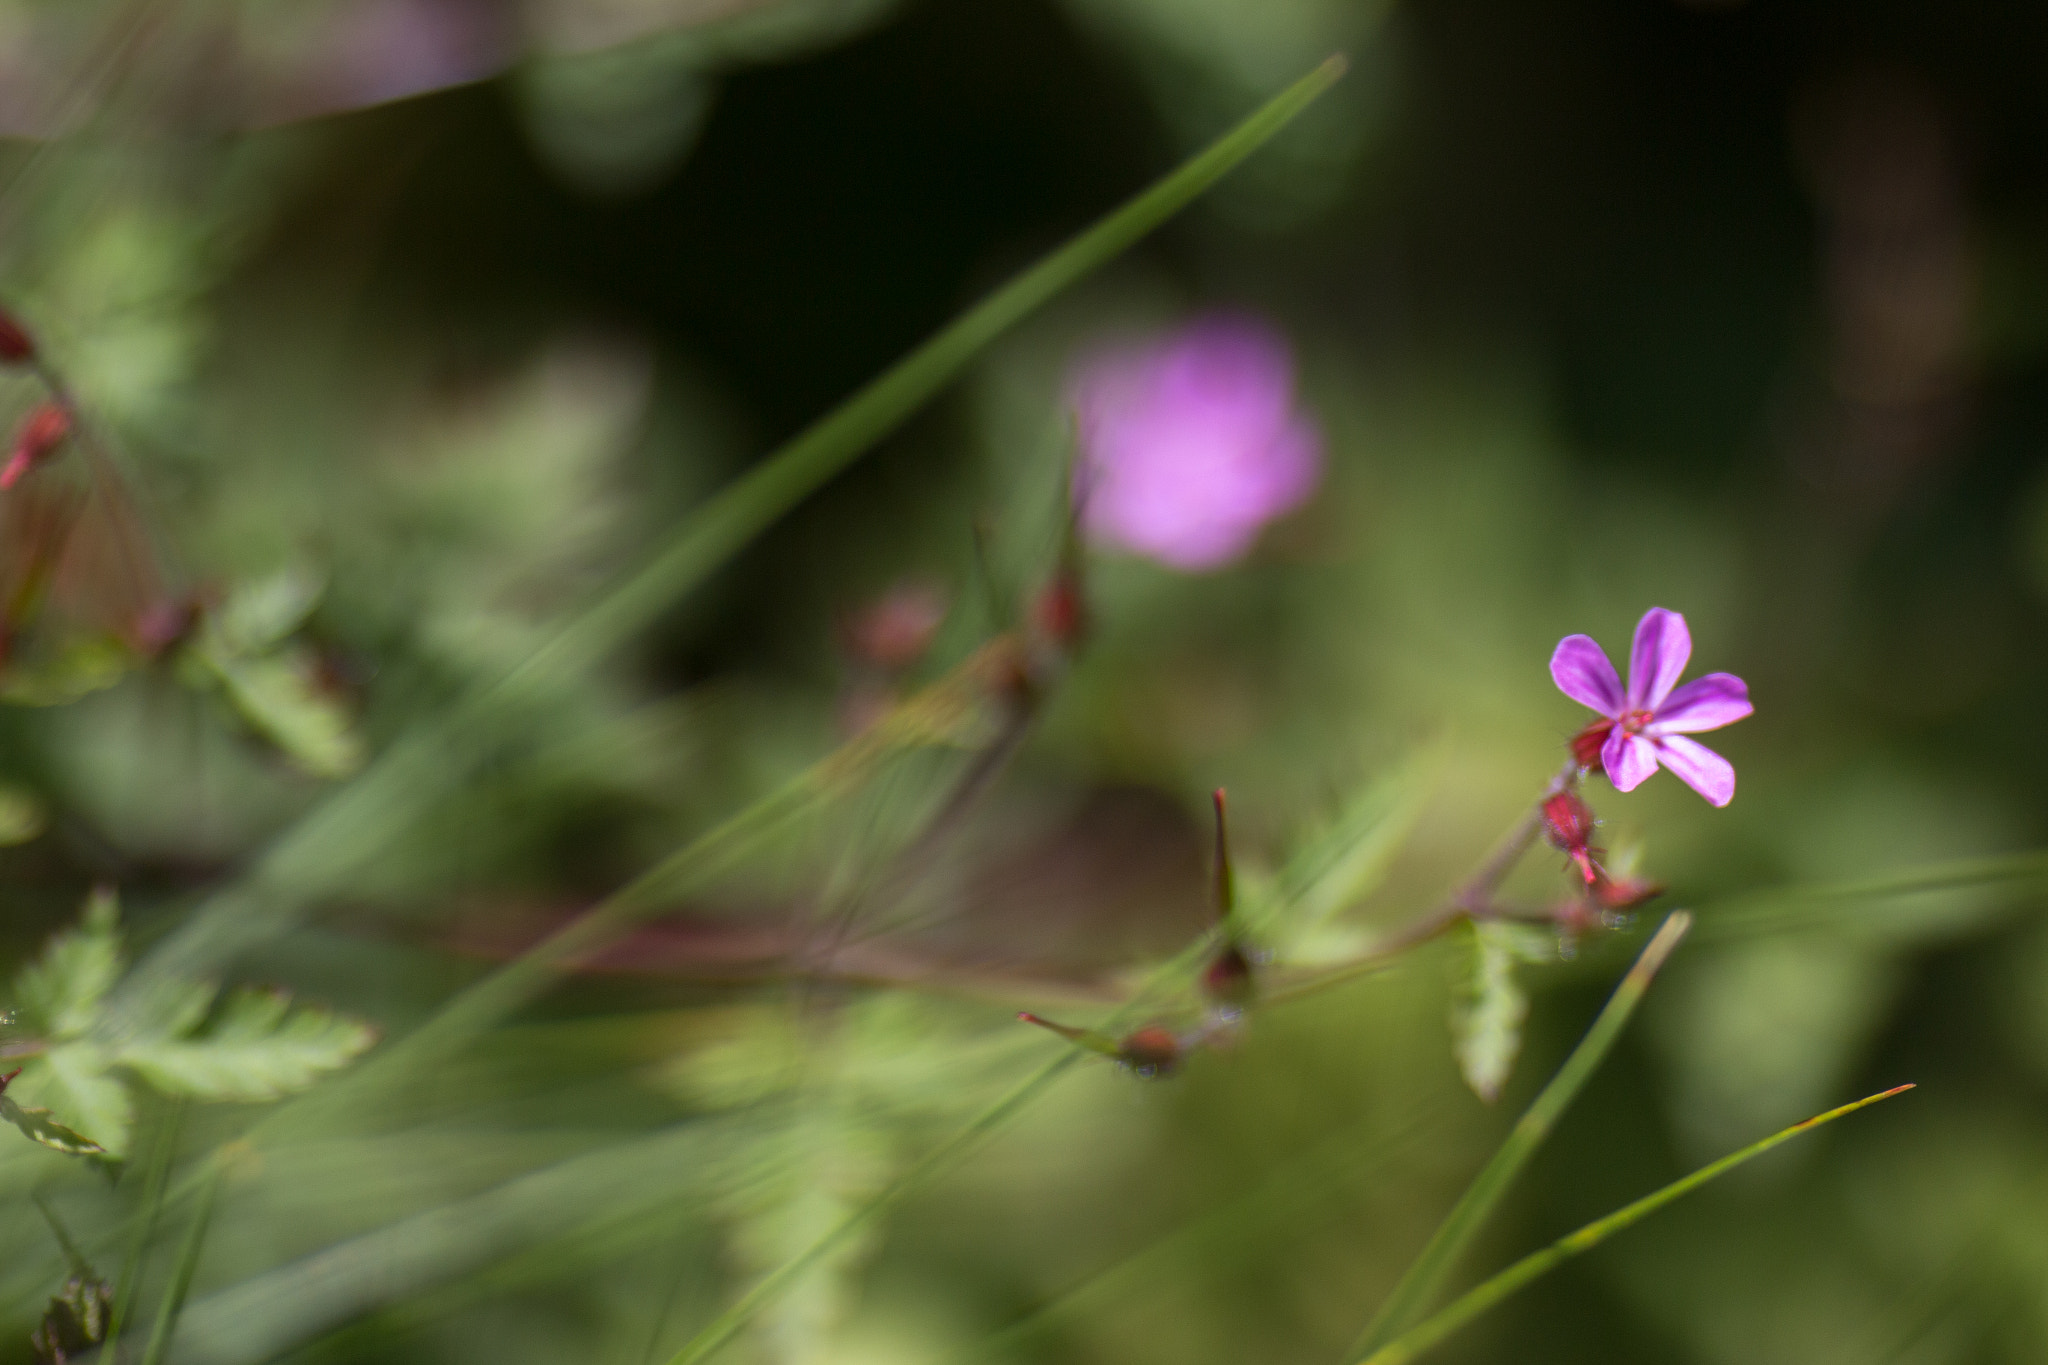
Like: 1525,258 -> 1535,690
1542,790 -> 1597,853
1117,1025 -> 1184,1078
1019,1012 -> 1187,1079
0,403 -> 70,489
0,309 -> 35,364
1202,942 -> 1254,1005
1569,718 -> 1614,771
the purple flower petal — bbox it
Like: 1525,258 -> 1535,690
1550,635 -> 1624,717
1648,673 -> 1752,735
1602,729 -> 1659,793
1655,735 -> 1736,806
1068,312 -> 1322,573
1627,608 -> 1691,710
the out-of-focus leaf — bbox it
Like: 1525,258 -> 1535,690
0,781 -> 48,844
0,1093 -> 106,1157
215,567 -> 323,654
32,1272 -> 113,1363
10,1043 -> 131,1157
1451,921 -> 1553,1104
197,647 -> 363,779
0,638 -> 134,707
1265,746 -> 1440,937
119,990 -> 376,1102
17,888 -> 121,1038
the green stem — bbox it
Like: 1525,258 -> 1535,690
1358,1084 -> 1917,1365
31,1190 -> 92,1278
140,1159 -> 222,1365
102,1098 -> 184,1364
1346,910 -> 1692,1361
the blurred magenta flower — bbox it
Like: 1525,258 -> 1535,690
1067,313 -> 1321,571
1551,607 -> 1752,806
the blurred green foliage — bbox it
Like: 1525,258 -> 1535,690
0,1 -> 2040,1365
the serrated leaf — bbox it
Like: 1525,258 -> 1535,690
8,1043 -> 132,1156
0,1093 -> 105,1156
1451,921 -> 1553,1103
118,989 -> 375,1102
199,646 -> 363,779
17,889 -> 123,1038
33,1272 -> 113,1361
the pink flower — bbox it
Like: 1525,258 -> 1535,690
1550,607 -> 1753,806
1067,313 -> 1322,571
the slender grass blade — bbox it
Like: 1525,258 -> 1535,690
1358,1084 -> 1917,1365
1346,911 -> 1691,1360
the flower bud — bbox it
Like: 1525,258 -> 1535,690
1201,942 -> 1254,1006
1019,1012 -> 1187,1078
1116,1025 -> 1184,1078
1541,790 -> 1597,852
1569,718 -> 1614,772
0,403 -> 70,489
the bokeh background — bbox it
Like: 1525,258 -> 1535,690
2,0 -> 2048,1362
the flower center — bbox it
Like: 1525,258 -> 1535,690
1618,708 -> 1654,736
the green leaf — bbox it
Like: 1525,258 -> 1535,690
198,647 -> 363,779
118,989 -> 376,1102
17,887 -> 123,1038
215,567 -> 324,654
0,781 -> 48,845
102,50 -> 1350,1030
9,1042 -> 133,1157
0,1092 -> 106,1156
1450,921 -> 1554,1104
0,637 -> 135,707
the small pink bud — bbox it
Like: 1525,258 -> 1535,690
1542,790 -> 1597,852
0,403 -> 70,489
